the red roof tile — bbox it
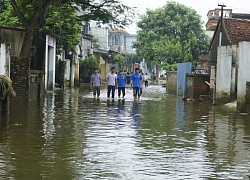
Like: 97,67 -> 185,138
224,18 -> 250,45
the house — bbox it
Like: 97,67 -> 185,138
92,48 -> 118,80
0,26 -> 67,106
108,29 -> 129,53
125,34 -> 136,54
74,31 -> 93,86
209,17 -> 250,109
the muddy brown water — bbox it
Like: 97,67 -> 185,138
0,85 -> 250,179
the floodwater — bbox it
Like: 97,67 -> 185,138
1,84 -> 250,180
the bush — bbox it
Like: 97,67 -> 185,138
79,57 -> 100,83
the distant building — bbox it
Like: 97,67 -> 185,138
89,23 -> 109,49
108,29 -> 128,53
206,8 -> 250,31
206,8 -> 232,31
125,34 -> 136,54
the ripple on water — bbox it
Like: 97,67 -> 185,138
1,87 -> 250,179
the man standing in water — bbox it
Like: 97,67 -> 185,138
106,67 -> 117,99
117,70 -> 127,99
130,68 -> 143,102
90,68 -> 102,98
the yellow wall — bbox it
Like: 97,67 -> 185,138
93,52 -> 111,81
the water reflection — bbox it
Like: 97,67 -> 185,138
0,86 -> 250,179
131,102 -> 141,129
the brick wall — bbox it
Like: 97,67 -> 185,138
10,56 -> 30,103
166,71 -> 177,95
10,57 -> 44,103
186,74 -> 210,100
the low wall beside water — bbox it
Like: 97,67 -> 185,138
29,71 -> 45,102
166,71 -> 177,95
10,57 -> 44,103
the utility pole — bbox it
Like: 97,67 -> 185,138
218,3 -> 226,46
213,3 -> 226,105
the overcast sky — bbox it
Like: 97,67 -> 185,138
121,0 -> 250,33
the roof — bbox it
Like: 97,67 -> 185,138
231,13 -> 250,19
209,18 -> 250,50
0,25 -> 63,39
224,18 -> 250,45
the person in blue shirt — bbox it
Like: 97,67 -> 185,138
117,70 -> 127,99
130,68 -> 143,102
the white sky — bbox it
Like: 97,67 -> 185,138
121,0 -> 250,34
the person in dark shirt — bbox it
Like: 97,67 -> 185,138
126,72 -> 131,87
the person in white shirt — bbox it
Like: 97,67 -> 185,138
106,67 -> 117,99
144,73 -> 149,87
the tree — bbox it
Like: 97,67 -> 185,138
111,54 -> 126,69
125,53 -> 142,65
134,1 -> 209,68
79,57 -> 100,83
0,0 -> 134,58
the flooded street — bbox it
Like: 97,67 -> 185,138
1,85 -> 250,179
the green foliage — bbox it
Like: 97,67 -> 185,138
111,54 -> 126,69
0,1 -> 21,27
79,57 -> 100,83
125,53 -> 142,64
135,1 -> 210,67
0,0 -> 135,57
44,3 -> 81,51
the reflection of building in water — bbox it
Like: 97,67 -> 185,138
204,107 -> 250,178
43,93 -> 56,141
175,98 -> 187,129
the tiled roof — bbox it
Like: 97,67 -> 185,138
224,18 -> 250,45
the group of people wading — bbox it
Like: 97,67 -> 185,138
90,67 -> 150,102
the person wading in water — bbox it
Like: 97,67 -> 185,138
106,67 -> 117,99
117,70 -> 127,99
90,68 -> 102,98
130,68 -> 143,102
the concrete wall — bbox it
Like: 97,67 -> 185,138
90,27 -> 108,49
0,43 -> 10,76
237,41 -> 250,112
186,75 -> 194,99
177,62 -> 192,96
29,71 -> 45,102
216,46 -> 232,105
0,27 -> 25,57
231,45 -> 238,101
166,71 -> 177,95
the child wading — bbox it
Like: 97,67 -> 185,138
130,68 -> 143,102
117,70 -> 127,99
90,68 -> 102,98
